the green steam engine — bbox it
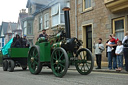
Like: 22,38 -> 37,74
28,7 -> 94,78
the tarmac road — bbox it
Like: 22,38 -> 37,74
0,67 -> 128,85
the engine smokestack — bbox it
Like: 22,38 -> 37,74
62,7 -> 71,38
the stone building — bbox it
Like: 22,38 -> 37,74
26,0 -> 70,44
70,0 -> 128,61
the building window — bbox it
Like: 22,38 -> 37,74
39,16 -> 43,31
27,21 -> 33,34
52,4 -> 59,27
2,38 -> 4,47
24,21 -> 27,35
44,13 -> 49,29
67,1 -> 70,8
113,17 -> 125,41
52,3 -> 69,27
83,0 -> 92,11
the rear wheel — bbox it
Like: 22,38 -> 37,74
75,48 -> 94,75
3,60 -> 8,71
51,47 -> 69,78
8,60 -> 15,72
28,45 -> 42,74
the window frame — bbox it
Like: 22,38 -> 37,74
44,13 -> 49,29
113,17 -> 125,40
51,3 -> 67,27
113,17 -> 125,34
27,21 -> 33,35
83,0 -> 92,12
23,21 -> 27,35
39,15 -> 43,31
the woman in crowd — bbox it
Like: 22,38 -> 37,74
122,32 -> 128,71
106,35 -> 117,70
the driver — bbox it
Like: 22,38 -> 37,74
38,29 -> 48,39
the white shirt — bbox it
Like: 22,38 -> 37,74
122,36 -> 128,48
115,45 -> 123,55
107,41 -> 112,52
122,36 -> 128,43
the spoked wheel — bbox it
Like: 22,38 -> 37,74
75,48 -> 94,75
28,45 -> 42,74
3,60 -> 8,71
8,60 -> 15,72
51,47 -> 69,78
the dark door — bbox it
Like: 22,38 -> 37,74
86,25 -> 92,52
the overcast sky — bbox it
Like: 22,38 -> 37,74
0,0 -> 27,25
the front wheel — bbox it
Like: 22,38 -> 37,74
75,48 -> 94,75
51,47 -> 69,78
28,45 -> 42,74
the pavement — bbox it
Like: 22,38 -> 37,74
69,66 -> 128,74
68,61 -> 128,74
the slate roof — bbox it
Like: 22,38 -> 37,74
26,0 -> 54,8
1,22 -> 9,35
0,22 -> 17,36
10,23 -> 17,31
31,0 -> 70,16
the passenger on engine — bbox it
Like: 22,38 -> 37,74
22,35 -> 29,48
12,34 -> 22,48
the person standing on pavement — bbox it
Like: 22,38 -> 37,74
93,38 -> 105,69
106,35 -> 117,70
122,32 -> 128,72
115,41 -> 123,71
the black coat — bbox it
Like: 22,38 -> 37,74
11,37 -> 22,48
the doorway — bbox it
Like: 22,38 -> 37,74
82,24 -> 92,52
86,25 -> 92,52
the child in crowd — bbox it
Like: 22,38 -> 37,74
115,40 -> 123,71
93,38 -> 105,69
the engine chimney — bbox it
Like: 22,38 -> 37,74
62,7 -> 71,38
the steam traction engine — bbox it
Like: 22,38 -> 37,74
28,7 -> 94,78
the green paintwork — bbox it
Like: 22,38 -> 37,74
52,42 -> 61,49
8,48 -> 29,58
39,42 -> 51,62
56,32 -> 61,38
38,37 -> 46,43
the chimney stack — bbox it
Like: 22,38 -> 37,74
20,9 -> 26,13
62,7 -> 71,38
